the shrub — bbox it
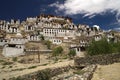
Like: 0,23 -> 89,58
28,66 -> 37,69
2,62 -> 13,65
9,65 -> 13,68
68,49 -> 76,58
44,40 -> 51,49
0,59 -> 5,63
37,69 -> 51,80
52,46 -> 63,56
12,57 -> 18,62
87,39 -> 112,56
40,35 -> 44,41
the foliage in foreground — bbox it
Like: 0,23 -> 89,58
87,38 -> 120,56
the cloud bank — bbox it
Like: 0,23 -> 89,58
50,0 -> 120,19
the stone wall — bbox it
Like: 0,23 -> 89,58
74,53 -> 120,66
9,66 -> 71,80
67,65 -> 97,80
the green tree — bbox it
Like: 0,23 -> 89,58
87,39 -> 112,56
68,49 -> 76,58
12,57 -> 17,62
40,35 -> 44,41
53,46 -> 63,56
44,40 -> 51,49
113,42 -> 120,53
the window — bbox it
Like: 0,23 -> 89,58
0,40 -> 3,42
77,48 -> 79,51
5,40 -> 7,42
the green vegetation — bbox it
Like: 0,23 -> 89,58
0,59 -> 5,63
12,68 -> 26,71
2,66 -> 5,69
87,38 -> 120,56
9,77 -> 24,80
9,65 -> 13,68
44,40 -> 51,49
41,63 -> 48,66
68,49 -> 76,58
40,34 -> 44,41
2,62 -> 13,65
12,57 -> 18,62
52,46 -> 63,56
73,70 -> 85,75
28,66 -> 37,69
37,69 -> 51,80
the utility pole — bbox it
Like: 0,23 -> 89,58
38,51 -> 40,63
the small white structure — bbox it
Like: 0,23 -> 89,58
27,34 -> 40,41
25,25 -> 35,31
2,32 -> 26,57
51,37 -> 62,45
0,38 -> 8,46
70,46 -> 85,57
94,34 -> 102,41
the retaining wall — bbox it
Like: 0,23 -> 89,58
74,53 -> 120,66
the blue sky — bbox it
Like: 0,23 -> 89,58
0,0 -> 120,30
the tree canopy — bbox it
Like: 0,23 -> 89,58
87,39 -> 113,56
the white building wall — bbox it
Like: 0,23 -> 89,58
2,46 -> 24,57
51,39 -> 62,45
0,40 -> 8,46
43,28 -> 75,38
95,36 -> 102,41
9,38 -> 26,44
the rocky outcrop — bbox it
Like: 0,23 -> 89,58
51,65 -> 97,80
68,65 -> 97,80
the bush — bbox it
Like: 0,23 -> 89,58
44,40 -> 51,49
52,46 -> 63,56
9,65 -> 13,68
40,35 -> 44,41
28,66 -> 37,69
68,49 -> 76,58
2,62 -> 13,65
87,39 -> 112,56
37,69 -> 51,80
12,57 -> 18,62
112,42 -> 120,53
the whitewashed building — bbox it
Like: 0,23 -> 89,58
27,34 -> 40,42
94,34 -> 102,41
43,28 -> 75,44
0,37 -> 8,46
2,32 -> 27,57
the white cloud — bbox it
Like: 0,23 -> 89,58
50,0 -> 120,19
113,27 -> 120,31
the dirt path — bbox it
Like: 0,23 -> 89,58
92,63 -> 120,80
0,60 -> 74,80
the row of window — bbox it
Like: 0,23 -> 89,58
0,40 -> 7,42
54,39 -> 61,43
44,29 -> 67,33
11,38 -> 24,41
